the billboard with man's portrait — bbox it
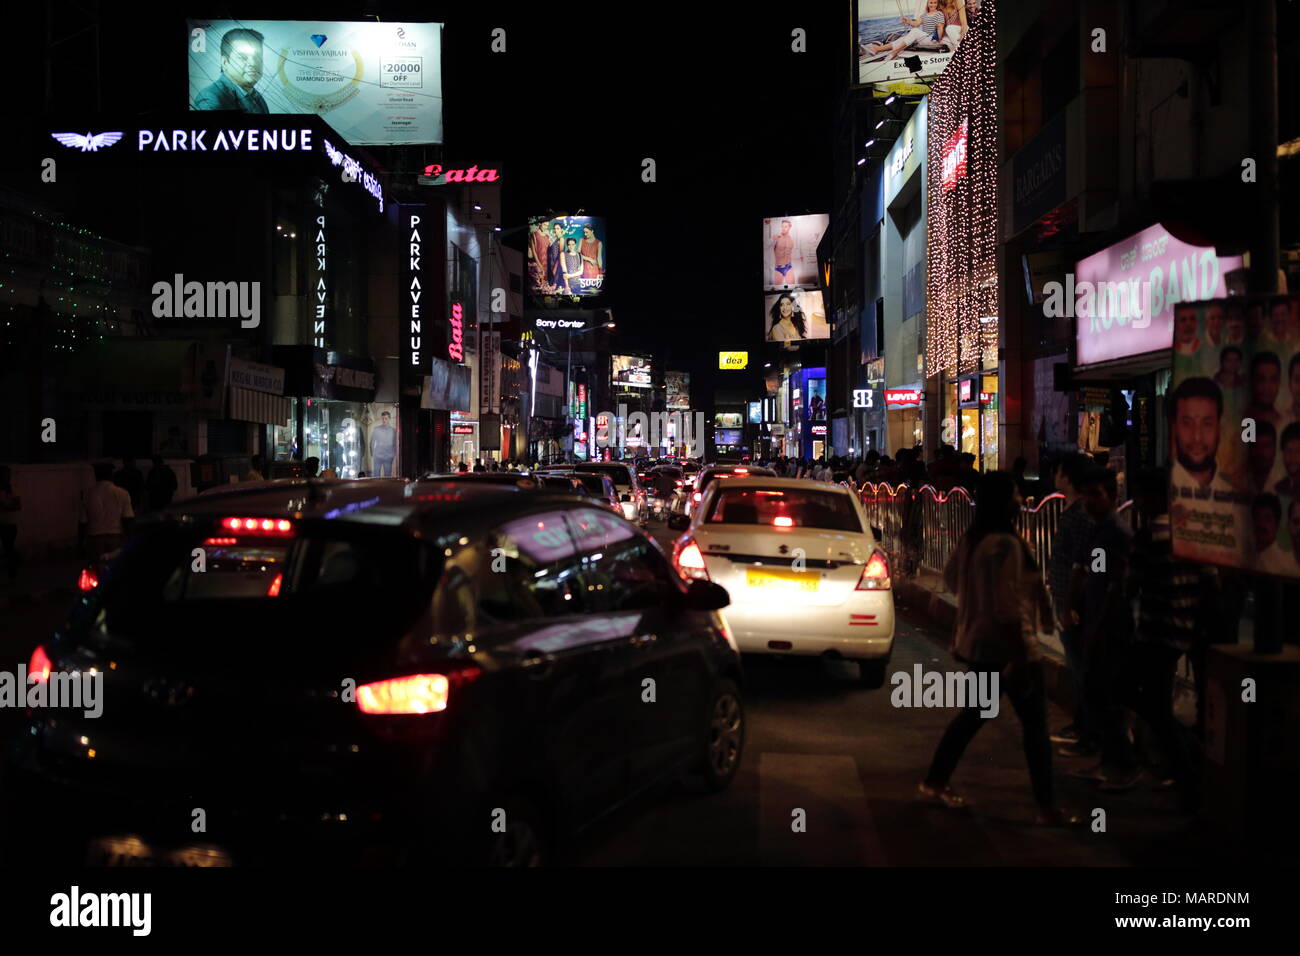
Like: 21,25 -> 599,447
764,289 -> 830,343
855,0 -> 980,91
527,216 -> 606,297
187,20 -> 444,145
1168,295 -> 1300,579
763,214 -> 828,291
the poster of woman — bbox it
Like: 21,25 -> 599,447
527,215 -> 605,296
764,289 -> 830,343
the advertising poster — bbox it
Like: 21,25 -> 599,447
187,20 -> 444,145
764,289 -> 831,343
527,215 -> 606,296
855,0 -> 980,90
365,404 -> 400,477
715,412 -> 743,429
807,379 -> 828,424
666,371 -> 691,410
762,214 -> 828,290
1168,295 -> 1300,579
611,355 -> 652,389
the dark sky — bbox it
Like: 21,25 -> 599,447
13,2 -> 847,398
441,4 -> 846,396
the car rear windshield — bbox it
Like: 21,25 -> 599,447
576,466 -> 631,490
575,475 -> 610,495
705,487 -> 863,532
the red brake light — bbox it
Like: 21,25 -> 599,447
220,517 -> 294,536
772,515 -> 795,528
734,467 -> 749,474
857,550 -> 891,590
356,668 -> 481,715
77,567 -> 99,592
674,538 -> 710,581
693,491 -> 702,502
266,572 -> 283,597
29,645 -> 52,684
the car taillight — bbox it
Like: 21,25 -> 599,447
674,538 -> 710,581
266,572 -> 283,597
220,517 -> 294,535
29,645 -> 52,684
675,480 -> 683,488
356,668 -> 482,715
856,550 -> 891,590
772,515 -> 795,528
693,491 -> 702,503
77,567 -> 99,591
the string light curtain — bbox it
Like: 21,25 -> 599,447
925,0 -> 998,378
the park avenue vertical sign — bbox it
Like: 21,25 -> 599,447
398,202 -> 443,383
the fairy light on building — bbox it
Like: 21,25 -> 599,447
925,0 -> 998,380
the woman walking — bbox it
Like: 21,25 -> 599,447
918,471 -> 1081,826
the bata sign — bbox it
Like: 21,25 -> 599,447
884,388 -> 924,407
420,163 -> 500,184
941,119 -> 968,192
449,303 -> 464,362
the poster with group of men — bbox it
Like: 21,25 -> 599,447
1169,294 -> 1300,579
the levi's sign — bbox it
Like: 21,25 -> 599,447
884,388 -> 923,406
941,118 -> 968,192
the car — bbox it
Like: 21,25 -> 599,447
687,464 -> 778,517
569,472 -> 623,515
666,477 -> 895,687
540,462 -> 649,527
645,465 -> 687,517
0,479 -> 745,867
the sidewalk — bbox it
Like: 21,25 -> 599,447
0,556 -> 85,612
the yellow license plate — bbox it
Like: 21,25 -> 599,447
87,836 -> 233,867
746,568 -> 820,591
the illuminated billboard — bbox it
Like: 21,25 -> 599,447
611,354 -> 652,389
187,20 -> 444,145
764,289 -> 830,343
719,351 -> 749,370
666,371 -> 690,409
855,0 -> 981,91
527,215 -> 606,297
763,215 -> 828,291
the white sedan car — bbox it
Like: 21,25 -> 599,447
668,477 -> 894,686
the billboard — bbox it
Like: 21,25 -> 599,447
1168,295 -> 1300,579
715,429 -> 742,446
1074,223 -> 1244,368
764,289 -> 831,343
187,20 -> 444,145
666,371 -> 691,410
855,0 -> 980,91
763,215 -> 828,291
715,413 -> 743,429
719,351 -> 749,370
527,216 -> 606,296
806,379 -> 828,423
612,355 -> 652,389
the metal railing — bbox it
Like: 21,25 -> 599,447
857,481 -> 1138,604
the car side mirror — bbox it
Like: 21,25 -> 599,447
684,578 -> 729,611
667,513 -> 690,531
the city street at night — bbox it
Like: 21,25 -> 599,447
0,0 -> 1294,939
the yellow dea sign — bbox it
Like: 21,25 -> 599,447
718,351 -> 749,370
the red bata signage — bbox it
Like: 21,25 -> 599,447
449,303 -> 465,362
452,424 -> 475,435
420,163 -> 500,184
884,388 -> 924,407
941,118 -> 968,193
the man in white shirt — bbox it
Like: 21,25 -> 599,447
80,462 -> 134,558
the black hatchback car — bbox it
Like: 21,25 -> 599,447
0,479 -> 745,866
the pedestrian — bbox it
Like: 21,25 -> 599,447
1070,466 -> 1142,791
81,462 -> 134,559
1124,465 -> 1218,811
320,468 -> 338,479
145,455 -> 178,511
1048,452 -> 1097,757
113,456 -> 146,513
919,471 -> 1080,825
244,454 -> 265,482
305,457 -> 320,478
457,461 -> 469,474
473,459 -> 486,473
0,465 -> 21,580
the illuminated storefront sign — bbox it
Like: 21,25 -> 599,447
852,388 -> 876,409
452,424 -> 474,435
884,388 -> 923,407
979,391 -> 993,404
941,118 -> 968,192
448,303 -> 464,362
534,317 -> 587,330
312,213 -> 327,347
420,163 -> 500,183
323,138 -> 384,212
959,378 -> 973,402
403,212 -> 425,372
718,351 -> 749,370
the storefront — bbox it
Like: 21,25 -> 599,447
272,345 -> 386,477
884,385 -> 926,456
943,371 -> 999,469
